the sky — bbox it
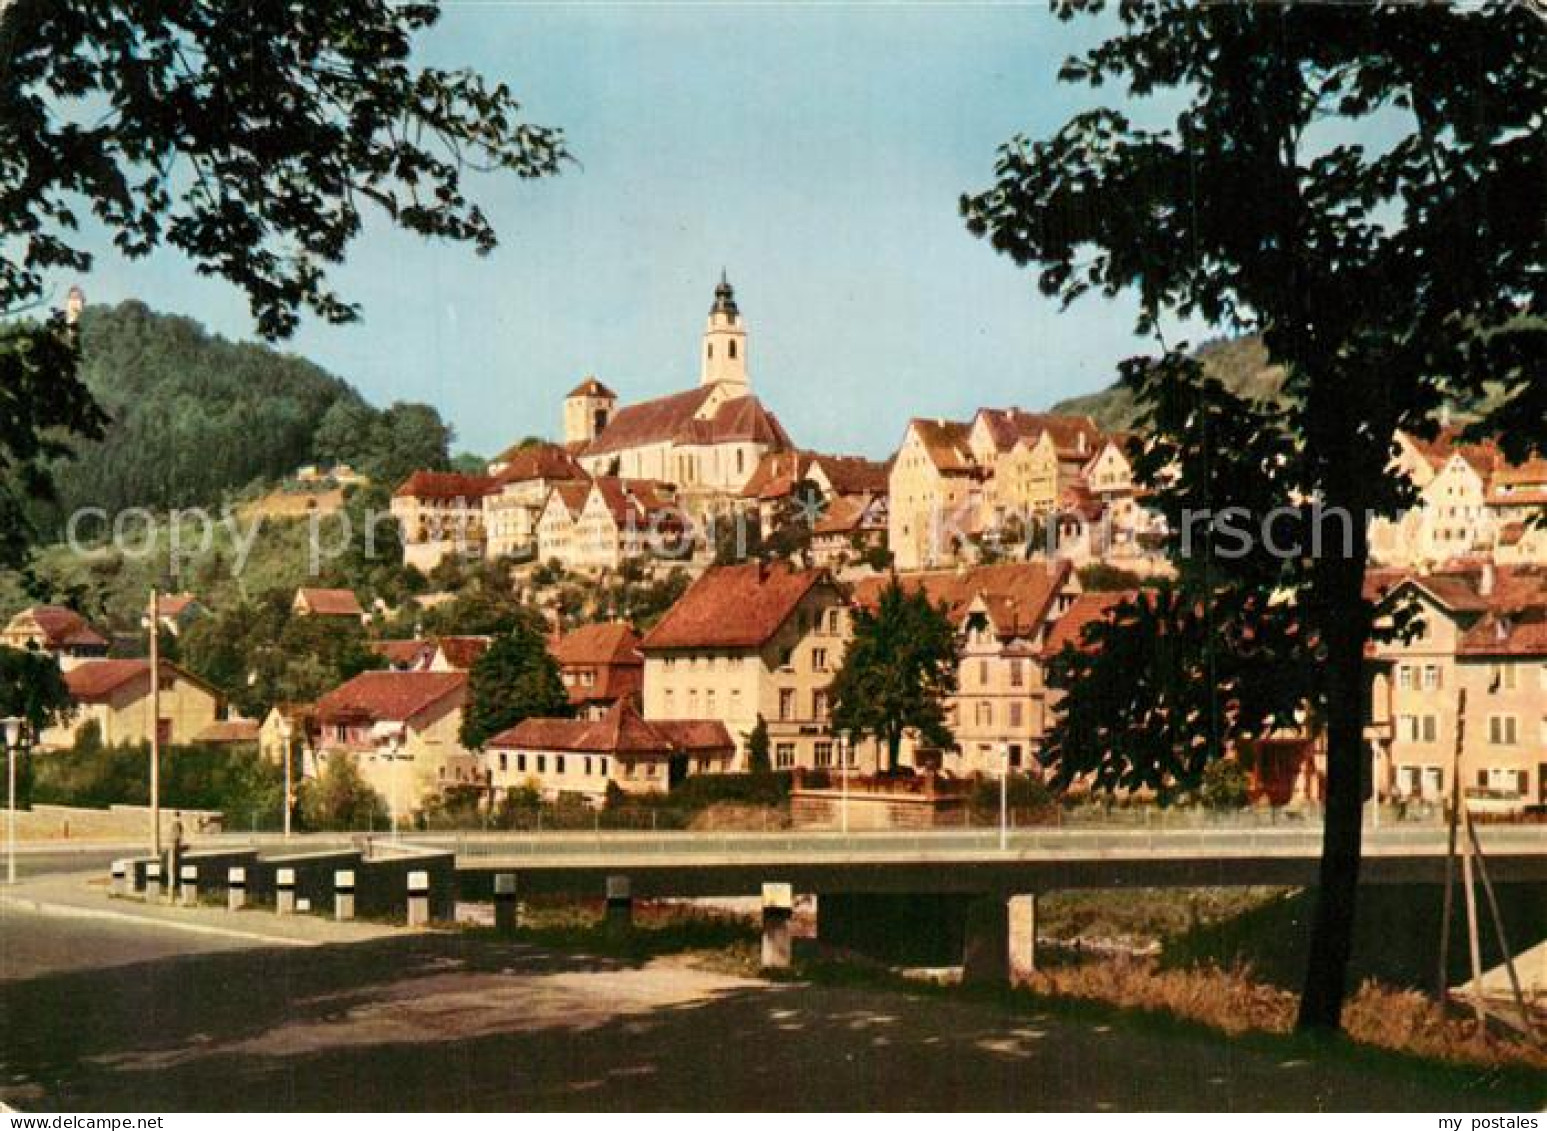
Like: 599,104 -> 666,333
65,3 -> 1195,461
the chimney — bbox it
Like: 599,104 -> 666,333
1479,560 -> 1495,598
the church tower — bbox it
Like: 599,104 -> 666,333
700,272 -> 749,390
563,376 -> 616,447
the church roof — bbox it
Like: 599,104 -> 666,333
582,386 -> 718,457
674,395 -> 792,449
567,376 -> 616,399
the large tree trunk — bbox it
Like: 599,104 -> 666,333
1296,506 -> 1370,1033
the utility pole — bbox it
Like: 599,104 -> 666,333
149,588 -> 162,857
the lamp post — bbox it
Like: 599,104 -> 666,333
389,733 -> 404,841
999,742 -> 1010,852
838,733 -> 850,837
277,717 -> 293,839
2,716 -> 23,885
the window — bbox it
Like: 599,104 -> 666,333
813,648 -> 829,672
1009,659 -> 1024,688
775,742 -> 796,769
814,741 -> 833,768
537,755 -> 547,773
583,757 -> 591,776
1397,665 -> 1413,691
1009,702 -> 1023,728
975,701 -> 993,727
826,608 -> 841,635
779,689 -> 795,721
1422,664 -> 1441,691
1487,715 -> 1518,745
1422,715 -> 1437,743
705,689 -> 716,714
729,339 -> 737,359
1491,664 -> 1518,692
498,753 -> 508,773
556,756 -> 566,775
813,689 -> 828,720
517,754 -> 527,773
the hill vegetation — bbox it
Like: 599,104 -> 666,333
1052,336 -> 1285,430
27,301 -> 454,534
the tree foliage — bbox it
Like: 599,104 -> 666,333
297,754 -> 387,832
459,615 -> 570,750
963,0 -> 1543,1031
829,576 -> 958,772
0,645 -> 77,806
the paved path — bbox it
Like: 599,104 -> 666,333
0,888 -> 1537,1111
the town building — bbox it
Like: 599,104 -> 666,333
390,470 -> 497,572
534,477 -> 685,571
567,276 -> 793,519
639,561 -> 852,771
141,593 -> 207,637
483,700 -> 733,803
309,670 -> 477,817
1,606 -> 110,668
1369,561 -> 1547,808
811,493 -> 889,568
550,621 -> 644,719
851,562 -> 1082,774
481,443 -> 589,560
39,659 -> 223,750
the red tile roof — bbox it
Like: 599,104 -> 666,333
1458,609 -> 1547,657
1044,591 -> 1134,657
491,442 -> 588,485
741,451 -> 891,501
314,671 -> 466,725
64,660 -> 218,704
370,639 -> 436,669
294,588 -> 365,618
567,376 -> 616,399
194,719 -> 261,744
976,409 -> 1103,459
542,480 -> 593,520
641,562 -> 831,651
434,636 -> 492,670
813,493 -> 883,537
487,699 -> 731,756
582,386 -> 718,457
851,561 -> 1073,639
909,418 -> 977,474
392,470 -> 497,500
553,622 -> 642,667
674,395 -> 792,449
7,606 -> 109,650
814,453 -> 891,496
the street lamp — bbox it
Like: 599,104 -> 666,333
838,733 -> 850,837
277,716 -> 294,839
998,741 -> 1010,852
2,716 -> 25,885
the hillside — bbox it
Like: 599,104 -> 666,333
1052,336 -> 1285,430
29,301 -> 453,532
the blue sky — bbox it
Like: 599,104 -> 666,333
68,3 -> 1192,460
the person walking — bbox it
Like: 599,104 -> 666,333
167,811 -> 185,902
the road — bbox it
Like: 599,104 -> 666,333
0,885 -> 1535,1111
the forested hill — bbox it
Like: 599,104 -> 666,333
34,301 -> 453,527
1052,336 -> 1285,430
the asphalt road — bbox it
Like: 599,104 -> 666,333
0,881 -> 1537,1112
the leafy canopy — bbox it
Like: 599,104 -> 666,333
829,576 -> 958,771
459,614 -> 570,750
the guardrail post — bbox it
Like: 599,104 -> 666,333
110,859 -> 127,898
761,883 -> 794,969
335,869 -> 356,921
275,867 -> 296,915
605,875 -> 632,940
494,873 -> 519,934
227,866 -> 247,911
145,860 -> 163,902
407,869 -> 430,926
179,864 -> 198,907
1008,893 -> 1038,983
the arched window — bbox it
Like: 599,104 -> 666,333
728,339 -> 737,359
707,343 -> 713,360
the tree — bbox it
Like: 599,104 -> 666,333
459,619 -> 570,750
312,399 -> 378,469
0,646 -> 76,806
298,755 -> 387,832
362,402 -> 454,487
0,0 -> 567,562
829,576 -> 958,772
762,479 -> 825,566
745,715 -> 772,775
963,1 -> 1542,1031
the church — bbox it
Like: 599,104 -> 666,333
562,275 -> 793,516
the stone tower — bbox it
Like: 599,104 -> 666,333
563,376 -> 617,447
700,271 -> 748,390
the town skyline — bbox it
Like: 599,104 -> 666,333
40,4 -> 1245,461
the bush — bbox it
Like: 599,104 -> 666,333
624,771 -> 794,812
1200,758 -> 1251,811
297,755 -> 388,831
968,772 -> 1059,823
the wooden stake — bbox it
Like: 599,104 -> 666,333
149,588 -> 161,857
1459,808 -> 1487,1031
1436,687 -> 1466,999
1465,810 -> 1532,1032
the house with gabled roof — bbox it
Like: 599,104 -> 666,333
2,606 -> 110,668
391,470 -> 499,572
482,441 -> 590,560
888,417 -> 990,571
308,669 -> 477,816
550,621 -> 644,719
640,561 -> 852,771
484,699 -> 734,802
39,659 -> 223,751
536,476 -> 685,571
292,587 -> 367,623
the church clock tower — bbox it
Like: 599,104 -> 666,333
700,272 -> 749,390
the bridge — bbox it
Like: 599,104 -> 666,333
438,825 -> 1547,899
